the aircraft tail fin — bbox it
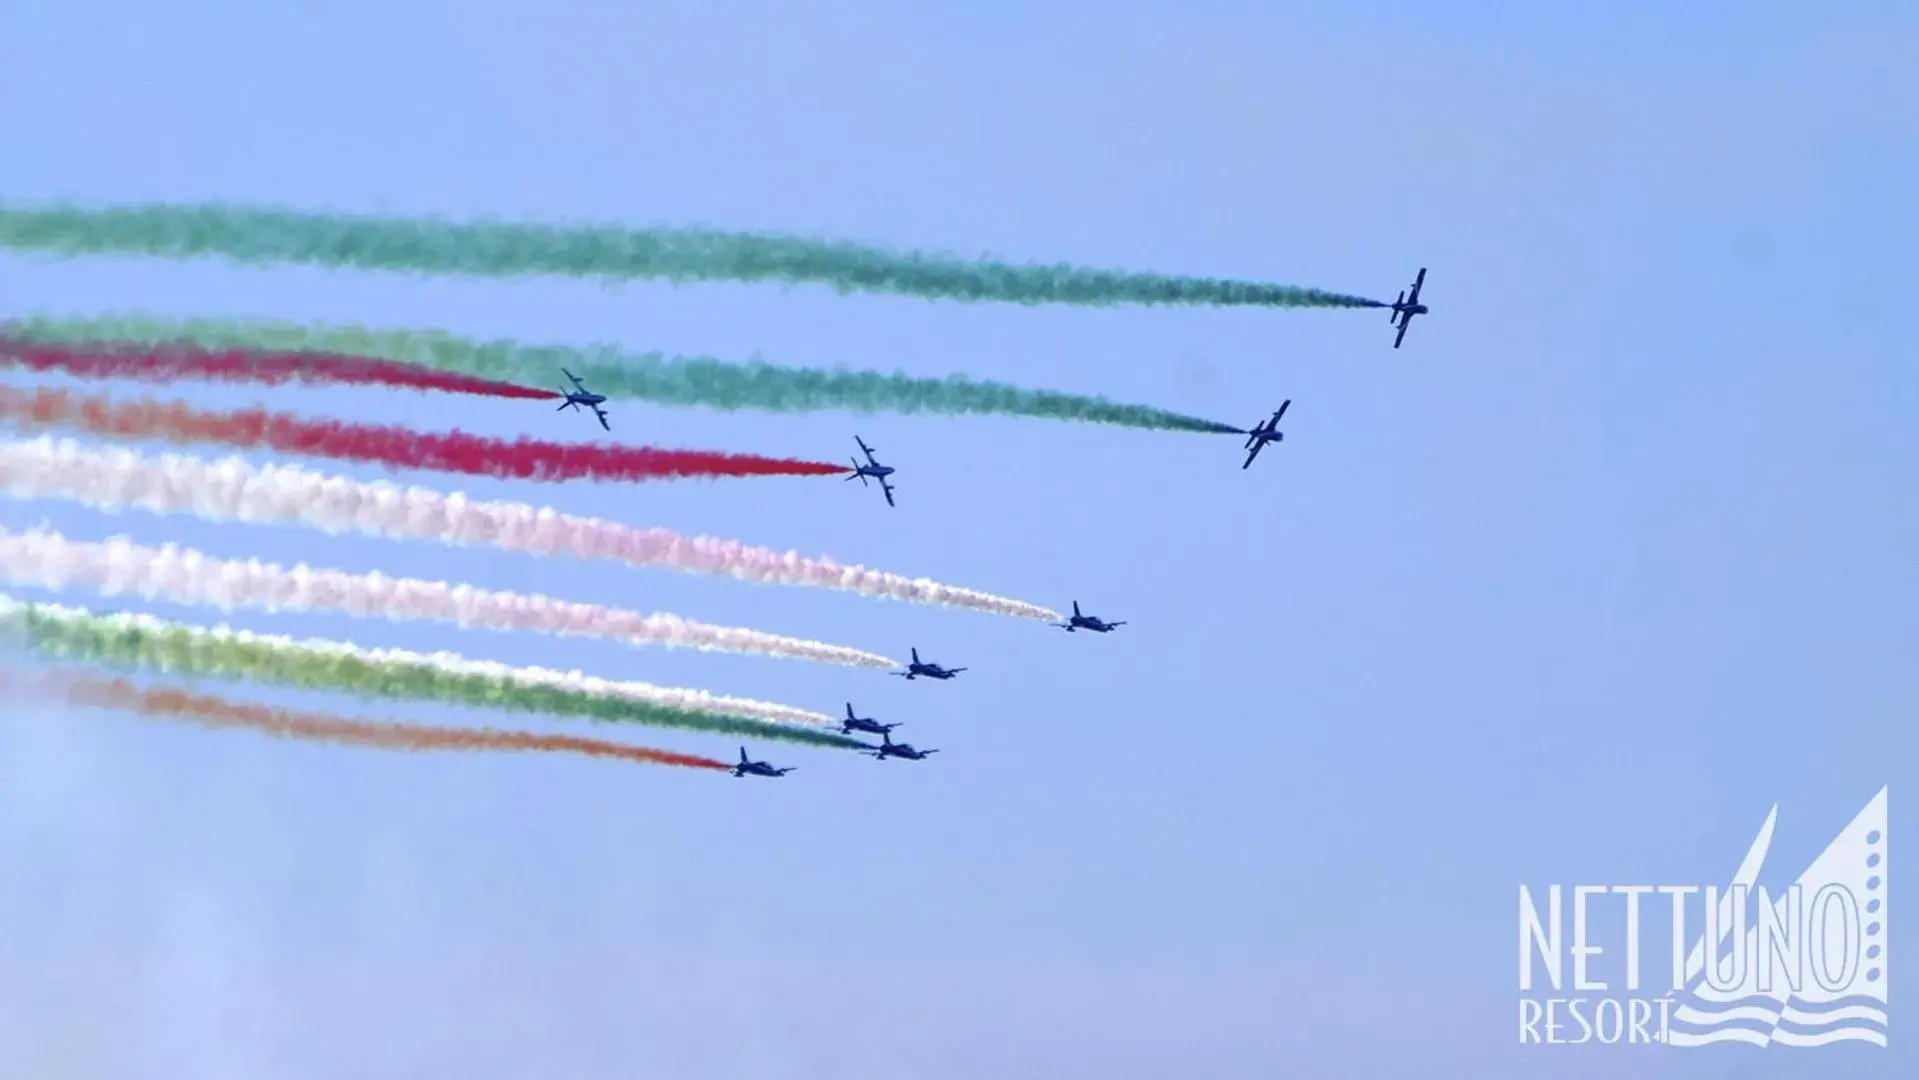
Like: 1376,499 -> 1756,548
1393,290 -> 1404,319
740,747 -> 749,764
1072,601 -> 1081,617
911,647 -> 920,663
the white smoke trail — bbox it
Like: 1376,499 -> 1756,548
0,436 -> 1061,621
0,526 -> 897,670
0,592 -> 836,730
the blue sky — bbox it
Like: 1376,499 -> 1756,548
1,2 -> 1914,1076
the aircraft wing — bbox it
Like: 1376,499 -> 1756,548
593,406 -> 611,431
1406,268 -> 1425,304
880,477 -> 896,507
562,368 -> 588,392
856,436 -> 878,464
1242,442 -> 1263,469
1393,318 -> 1410,349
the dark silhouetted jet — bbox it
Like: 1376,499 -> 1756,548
1242,400 -> 1290,469
846,436 -> 898,507
1389,268 -> 1429,349
732,747 -> 794,778
1055,600 -> 1125,633
558,368 -> 612,431
839,702 -> 900,737
869,731 -> 938,761
893,647 -> 965,681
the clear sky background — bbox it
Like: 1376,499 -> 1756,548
1,2 -> 1914,1077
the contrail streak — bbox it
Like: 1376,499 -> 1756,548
0,593 -> 868,749
0,383 -> 852,483
0,666 -> 735,771
0,201 -> 1386,309
0,436 -> 1061,622
0,526 -> 897,670
0,337 -> 556,399
1,313 -> 1245,433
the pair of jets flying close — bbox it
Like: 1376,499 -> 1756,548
1241,267 -> 1431,468
578,270 -> 1429,779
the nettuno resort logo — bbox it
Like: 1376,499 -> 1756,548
1518,787 -> 1887,1048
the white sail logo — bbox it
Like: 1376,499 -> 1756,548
1669,786 -> 1887,1046
1519,787 -> 1886,1048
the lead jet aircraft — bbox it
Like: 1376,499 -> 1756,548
845,436 -> 898,507
1389,268 -> 1429,349
557,368 -> 612,431
1242,400 -> 1290,469
1055,600 -> 1125,633
732,747 -> 795,778
868,731 -> 938,761
893,647 -> 966,681
839,702 -> 900,737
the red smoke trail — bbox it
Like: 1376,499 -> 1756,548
0,339 -> 558,401
0,385 -> 850,482
3,666 -> 733,771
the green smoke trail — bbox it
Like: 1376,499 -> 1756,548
1,313 -> 1247,434
0,201 -> 1384,311
0,594 -> 869,751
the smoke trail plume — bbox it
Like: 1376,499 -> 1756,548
0,337 -> 557,400
0,201 -> 1385,310
1,666 -> 735,771
0,384 -> 852,483
1,313 -> 1246,434
0,593 -> 868,749
0,436 -> 1062,622
0,525 -> 897,669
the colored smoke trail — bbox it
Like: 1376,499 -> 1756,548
0,593 -> 868,750
0,437 -> 1062,622
0,526 -> 897,670
0,201 -> 1386,310
0,384 -> 851,483
2,313 -> 1246,434
0,337 -> 557,400
1,666 -> 734,772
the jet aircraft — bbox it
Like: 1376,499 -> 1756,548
868,731 -> 939,761
894,647 -> 966,681
732,747 -> 794,778
557,368 -> 612,431
1389,268 -> 1430,349
845,436 -> 898,507
839,702 -> 900,737
1055,601 -> 1125,633
1242,400 -> 1290,469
